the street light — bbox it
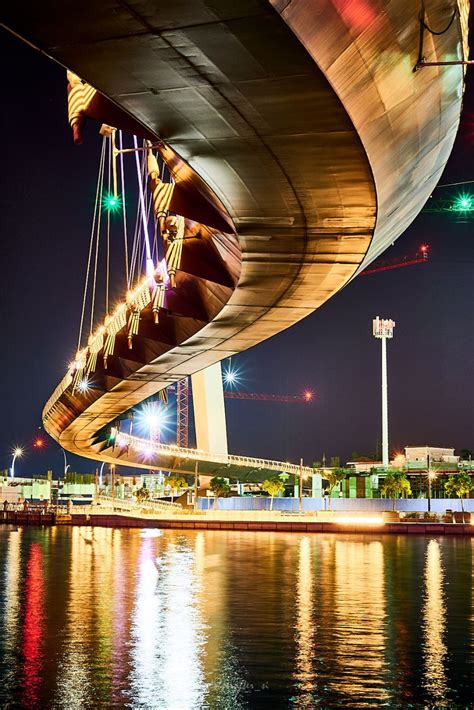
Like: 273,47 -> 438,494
99,461 -> 106,487
427,468 -> 436,513
11,447 -> 23,478
61,449 -> 70,478
372,316 -> 395,470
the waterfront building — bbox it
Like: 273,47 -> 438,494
405,446 -> 459,465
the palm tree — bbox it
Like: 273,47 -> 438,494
323,468 -> 346,509
380,472 -> 411,511
261,478 -> 285,511
444,471 -> 472,521
167,475 -> 187,503
209,477 -> 230,510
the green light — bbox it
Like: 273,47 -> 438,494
453,193 -> 473,212
103,193 -> 121,212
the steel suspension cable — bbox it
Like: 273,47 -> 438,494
133,135 -> 154,277
106,135 -> 112,315
118,130 -> 129,290
90,140 -> 106,335
76,136 -> 106,352
129,205 -> 141,288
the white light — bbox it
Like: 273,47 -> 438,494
222,363 -> 242,389
13,448 -> 23,458
78,379 -> 90,392
144,410 -> 162,432
334,516 -> 384,525
117,435 -> 128,448
136,402 -> 171,440
138,442 -> 155,458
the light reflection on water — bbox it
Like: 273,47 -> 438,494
423,539 -> 448,707
0,528 -> 471,709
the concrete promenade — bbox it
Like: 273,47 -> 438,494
2,507 -> 473,536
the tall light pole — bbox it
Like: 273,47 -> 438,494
11,448 -> 23,478
99,461 -> 106,487
373,317 -> 395,470
61,449 -> 70,478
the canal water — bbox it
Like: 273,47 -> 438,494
0,528 -> 472,709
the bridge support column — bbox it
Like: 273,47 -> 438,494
191,362 -> 228,461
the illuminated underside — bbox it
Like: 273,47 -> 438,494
1,0 -> 467,474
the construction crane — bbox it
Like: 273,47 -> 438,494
174,385 -> 314,447
359,245 -> 429,277
423,190 -> 474,219
224,391 -> 314,403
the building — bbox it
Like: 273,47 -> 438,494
346,458 -> 382,474
405,447 -> 459,465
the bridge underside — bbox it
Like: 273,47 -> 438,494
1,0 -> 466,475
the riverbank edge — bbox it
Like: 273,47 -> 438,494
1,512 -> 473,535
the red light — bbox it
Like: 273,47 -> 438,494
303,390 -> 314,402
420,244 -> 428,252
34,439 -> 44,448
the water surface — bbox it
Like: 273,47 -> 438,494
0,527 -> 472,708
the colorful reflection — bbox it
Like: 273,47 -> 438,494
422,539 -> 448,706
330,538 -> 388,704
129,534 -> 207,707
0,529 -> 471,708
294,536 -> 316,706
21,542 -> 45,708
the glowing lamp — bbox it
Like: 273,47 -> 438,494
34,439 -> 44,448
14,448 -> 23,458
453,193 -> 473,212
103,193 -> 121,212
144,411 -> 161,432
78,379 -> 90,393
303,390 -> 314,402
223,364 -> 242,388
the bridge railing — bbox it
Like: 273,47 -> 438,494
116,433 -> 314,477
95,495 -> 182,513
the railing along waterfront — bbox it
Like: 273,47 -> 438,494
115,433 -> 314,477
95,495 -> 181,514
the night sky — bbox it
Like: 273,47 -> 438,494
1,28 -> 473,477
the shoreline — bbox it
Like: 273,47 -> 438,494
1,510 -> 473,535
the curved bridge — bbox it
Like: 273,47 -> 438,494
1,1 -> 468,476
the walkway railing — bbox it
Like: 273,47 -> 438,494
96,495 -> 181,513
115,432 -> 314,477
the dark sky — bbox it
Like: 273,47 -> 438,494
0,28 -> 473,476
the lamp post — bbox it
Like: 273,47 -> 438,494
427,454 -> 436,513
61,449 -> 70,478
299,458 -> 303,513
110,464 -> 116,504
99,461 -> 106,487
11,448 -> 23,478
372,317 -> 395,470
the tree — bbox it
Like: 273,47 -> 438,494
167,476 -> 187,503
380,472 -> 411,511
210,477 -> 231,510
261,478 -> 285,510
459,449 -> 472,462
136,487 -> 150,503
444,471 -> 472,519
330,456 -> 340,468
323,468 -> 346,509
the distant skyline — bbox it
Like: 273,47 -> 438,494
0,29 -> 473,476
